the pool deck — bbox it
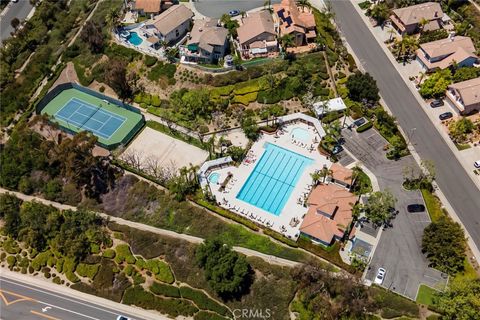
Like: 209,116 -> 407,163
207,122 -> 331,239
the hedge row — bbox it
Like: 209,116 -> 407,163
75,263 -> 100,279
150,282 -> 181,298
114,244 -> 136,264
356,122 -> 373,133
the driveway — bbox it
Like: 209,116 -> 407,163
330,0 -> 480,253
0,0 -> 34,46
193,0 -> 280,18
342,128 -> 447,299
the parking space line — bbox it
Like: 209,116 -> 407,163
30,310 -> 61,320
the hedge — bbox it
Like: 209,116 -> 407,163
75,263 -> 100,279
356,122 -> 373,133
263,229 -> 299,248
6,255 -> 16,268
31,250 -> 53,271
123,286 -> 199,318
179,286 -> 231,316
105,43 -> 143,62
103,248 -> 116,259
232,92 -> 258,105
210,85 -> 234,97
145,259 -> 174,284
114,244 -> 136,264
144,55 -> 158,67
150,282 -> 181,298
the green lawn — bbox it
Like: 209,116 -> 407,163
454,143 -> 471,151
421,189 -> 444,223
416,284 -> 438,306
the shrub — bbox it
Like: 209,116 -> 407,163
232,92 -> 258,105
133,273 -> 145,285
53,276 -> 62,284
55,258 -> 64,273
105,43 -> 143,62
65,271 -> 80,283
135,257 -> 146,269
180,286 -> 230,316
151,95 -> 161,107
2,238 -> 20,254
76,263 -> 100,279
103,249 -> 116,259
114,244 -> 136,264
356,122 -> 373,132
6,255 -> 16,268
124,264 -> 135,276
123,286 -> 198,317
150,282 -> 181,298
145,259 -> 174,283
147,62 -> 177,81
145,55 -> 158,67
31,251 -> 53,271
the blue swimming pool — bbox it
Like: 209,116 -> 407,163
208,172 -> 220,184
236,143 -> 313,215
291,127 -> 310,142
127,32 -> 143,46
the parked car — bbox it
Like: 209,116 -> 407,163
332,145 -> 344,155
229,10 -> 240,16
439,112 -> 453,120
116,316 -> 130,320
374,268 -> 386,285
407,204 -> 425,213
430,99 -> 444,108
353,118 -> 366,127
474,160 -> 480,168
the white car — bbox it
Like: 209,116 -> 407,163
374,267 -> 386,285
474,160 -> 480,169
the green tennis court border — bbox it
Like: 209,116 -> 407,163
36,83 -> 145,150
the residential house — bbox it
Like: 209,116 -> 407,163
145,5 -> 194,44
133,0 -> 173,17
181,19 -> 229,64
390,2 -> 443,35
416,35 -> 478,72
272,0 -> 316,46
329,163 -> 354,189
237,10 -> 278,59
299,184 -> 357,246
446,77 -> 480,115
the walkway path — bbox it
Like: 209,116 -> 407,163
0,187 -> 300,268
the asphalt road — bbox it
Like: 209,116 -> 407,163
194,0 -> 280,18
0,276 -> 143,320
342,128 -> 446,299
331,1 -> 480,248
0,0 -> 34,46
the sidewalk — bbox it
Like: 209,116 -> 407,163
346,0 -> 480,262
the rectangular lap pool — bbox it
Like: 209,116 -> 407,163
236,142 -> 313,215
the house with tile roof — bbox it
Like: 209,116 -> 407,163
329,163 -> 355,189
146,5 -> 194,44
272,0 -> 316,47
390,2 -> 444,35
446,77 -> 480,115
237,10 -> 278,59
299,184 -> 357,246
181,18 -> 229,64
416,35 -> 478,72
133,0 -> 173,17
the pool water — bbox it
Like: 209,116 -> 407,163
208,172 -> 220,184
127,32 -> 143,46
236,143 -> 313,215
291,127 -> 311,142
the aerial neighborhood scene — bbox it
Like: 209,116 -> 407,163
1,0 -> 480,319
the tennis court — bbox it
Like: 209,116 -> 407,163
38,85 -> 144,149
236,143 -> 313,215
55,98 -> 126,139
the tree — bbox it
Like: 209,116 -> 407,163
346,72 -> 380,103
368,3 -> 390,25
220,14 -> 239,37
363,190 -> 397,227
418,17 -> 429,34
419,69 -> 452,99
318,166 -> 333,183
196,239 -> 251,298
434,278 -> 480,320
449,117 -> 474,143
0,193 -> 23,237
280,34 -> 295,49
452,66 -> 480,83
388,135 -> 406,159
105,59 -> 132,101
106,8 -> 120,30
241,116 -> 260,141
387,28 -> 397,41
10,18 -> 20,31
422,217 -> 466,274
80,21 -> 104,54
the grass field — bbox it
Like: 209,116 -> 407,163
40,87 -> 144,149
416,284 -> 438,306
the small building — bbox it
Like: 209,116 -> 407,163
272,0 -> 316,46
390,2 -> 444,35
416,35 -> 478,72
133,0 -> 162,17
181,19 -> 229,64
146,5 -> 194,44
313,97 -> 347,117
237,10 -> 278,59
329,163 -> 354,189
299,184 -> 357,246
446,77 -> 480,115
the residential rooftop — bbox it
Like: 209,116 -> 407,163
392,2 -> 443,26
448,77 -> 480,107
151,5 -> 194,36
237,10 -> 276,45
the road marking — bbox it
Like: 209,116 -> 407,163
0,289 -> 35,306
0,278 -> 117,320
30,310 -> 61,320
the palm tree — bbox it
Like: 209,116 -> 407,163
319,166 -> 333,183
418,17 -> 429,35
106,8 -> 120,31
310,171 -> 321,186
297,0 -> 311,11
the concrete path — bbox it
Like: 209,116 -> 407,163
0,187 -> 300,268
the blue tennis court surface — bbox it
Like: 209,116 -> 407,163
54,98 -> 126,139
236,143 -> 313,215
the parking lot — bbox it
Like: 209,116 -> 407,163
342,127 -> 447,299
